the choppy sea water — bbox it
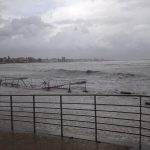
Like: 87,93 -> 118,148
0,60 -> 150,94
0,60 -> 150,149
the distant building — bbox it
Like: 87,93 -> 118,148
15,57 -> 27,63
49,58 -> 59,63
61,57 -> 66,62
41,59 -> 49,63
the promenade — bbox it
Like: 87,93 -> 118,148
0,131 -> 128,150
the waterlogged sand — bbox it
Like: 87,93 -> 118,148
0,131 -> 129,150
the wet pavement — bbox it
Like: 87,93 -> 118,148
0,131 -> 129,150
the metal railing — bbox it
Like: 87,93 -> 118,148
0,94 -> 150,150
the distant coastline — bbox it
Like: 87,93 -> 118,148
0,56 -> 107,64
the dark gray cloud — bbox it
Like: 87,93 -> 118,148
0,16 -> 54,41
0,0 -> 150,60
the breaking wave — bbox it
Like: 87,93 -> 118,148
44,69 -> 104,75
44,69 -> 137,78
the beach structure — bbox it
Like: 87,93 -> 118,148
0,77 -> 28,88
42,79 -> 87,92
0,77 -> 87,92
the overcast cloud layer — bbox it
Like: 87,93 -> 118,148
0,0 -> 150,59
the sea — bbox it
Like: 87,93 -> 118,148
0,59 -> 150,95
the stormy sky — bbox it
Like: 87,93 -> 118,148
0,0 -> 150,60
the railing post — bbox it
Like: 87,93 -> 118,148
10,95 -> 14,132
139,96 -> 142,150
60,96 -> 63,137
33,96 -> 36,134
94,95 -> 98,142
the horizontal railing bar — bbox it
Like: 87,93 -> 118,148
13,118 -> 60,122
35,121 -> 60,126
0,118 -> 10,121
141,95 -> 150,98
141,113 -> 150,116
36,102 -> 60,104
142,106 -> 150,108
0,102 -> 142,106
141,120 -> 150,124
36,116 -> 60,121
1,115 -> 140,127
141,134 -> 150,138
0,104 -> 139,108
141,127 -> 150,131
63,119 -> 95,124
12,106 -> 60,110
13,119 -> 33,123
12,106 -> 34,109
62,108 -> 94,111
97,116 -> 140,122
0,114 -> 140,123
97,122 -> 139,129
96,109 -> 140,114
0,114 -> 11,117
0,106 -> 10,107
35,107 -> 60,110
0,115 -> 59,120
63,124 -> 95,130
2,109 -> 140,119
0,113 -> 140,125
97,128 -> 139,136
12,110 -> 33,113
10,102 -> 33,103
35,112 -> 60,115
0,110 -> 10,112
96,104 -> 139,107
0,101 -> 10,103
0,94 -> 148,97
62,113 -> 95,118
62,102 -> 94,105
0,112 -> 140,121
13,115 -> 33,118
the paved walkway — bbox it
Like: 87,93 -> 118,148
0,132 -> 129,150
